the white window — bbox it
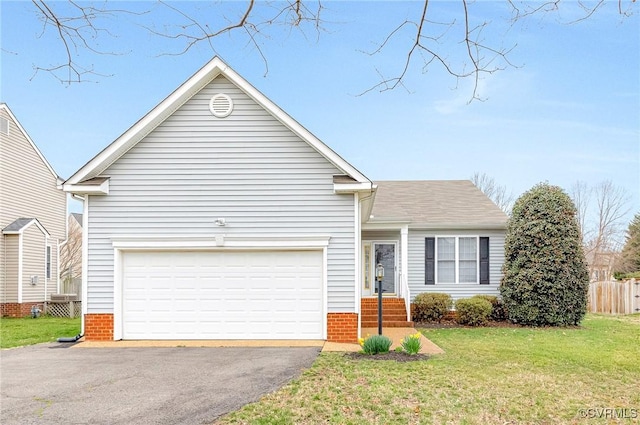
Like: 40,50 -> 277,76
436,237 -> 478,284
459,237 -> 478,283
46,246 -> 51,279
426,236 -> 490,285
437,238 -> 456,283
0,117 -> 8,135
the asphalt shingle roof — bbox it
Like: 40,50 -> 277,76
2,218 -> 36,233
370,180 -> 508,228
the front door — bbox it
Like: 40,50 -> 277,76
362,242 -> 397,296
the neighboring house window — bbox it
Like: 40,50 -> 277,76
46,246 -> 51,279
425,237 -> 490,284
0,117 -> 8,135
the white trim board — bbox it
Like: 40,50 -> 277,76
63,57 -> 372,188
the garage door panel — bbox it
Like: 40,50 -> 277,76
122,250 -> 323,340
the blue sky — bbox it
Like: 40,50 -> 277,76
1,1 -> 638,223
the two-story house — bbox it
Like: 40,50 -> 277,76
1,103 -> 67,317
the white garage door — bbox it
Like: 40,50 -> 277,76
122,250 -> 323,340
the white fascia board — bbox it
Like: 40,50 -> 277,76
362,221 -> 412,231
62,179 -> 109,195
65,56 -> 371,186
111,234 -> 332,250
65,58 -> 227,185
0,104 -> 60,181
409,223 -> 507,231
222,65 -> 371,184
333,182 -> 374,194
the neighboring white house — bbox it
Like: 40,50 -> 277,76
62,57 -> 506,342
1,103 -> 67,317
60,213 -> 83,293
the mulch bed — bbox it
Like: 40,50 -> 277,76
345,351 -> 430,362
414,320 -> 582,329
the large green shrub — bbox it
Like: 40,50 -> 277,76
455,298 -> 492,326
412,293 -> 453,322
472,295 -> 507,321
500,183 -> 589,326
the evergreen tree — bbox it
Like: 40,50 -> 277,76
616,212 -> 640,275
500,183 -> 589,326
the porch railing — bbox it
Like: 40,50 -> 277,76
399,272 -> 411,322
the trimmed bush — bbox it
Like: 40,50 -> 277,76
455,298 -> 492,326
500,183 -> 589,326
360,334 -> 392,355
412,293 -> 453,322
472,295 -> 507,321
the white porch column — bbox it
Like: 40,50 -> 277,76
401,225 -> 410,321
401,225 -> 409,298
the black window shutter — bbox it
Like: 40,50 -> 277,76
479,237 -> 490,284
425,238 -> 435,285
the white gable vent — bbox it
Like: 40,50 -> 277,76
209,93 -> 233,118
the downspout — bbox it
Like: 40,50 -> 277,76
72,193 -> 86,337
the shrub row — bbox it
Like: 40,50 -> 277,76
412,293 -> 507,326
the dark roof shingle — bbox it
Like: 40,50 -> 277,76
370,180 -> 508,228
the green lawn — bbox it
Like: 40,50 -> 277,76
0,316 -> 81,349
217,314 -> 640,424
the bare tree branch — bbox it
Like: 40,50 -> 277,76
471,172 -> 514,214
570,180 -> 631,279
570,180 -> 592,245
25,0 -> 636,94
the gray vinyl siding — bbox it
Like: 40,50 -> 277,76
21,226 -> 47,302
0,106 -> 66,301
408,229 -> 505,301
86,76 -> 356,314
3,235 -> 18,302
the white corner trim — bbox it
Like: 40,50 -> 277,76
17,234 -> 23,303
81,197 -> 89,335
111,234 -> 331,250
354,193 -> 361,311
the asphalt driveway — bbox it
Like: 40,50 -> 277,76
1,343 -> 320,424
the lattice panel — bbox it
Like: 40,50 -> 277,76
45,301 -> 82,318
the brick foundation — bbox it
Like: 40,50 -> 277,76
327,312 -> 358,343
1,302 -> 45,318
84,313 -> 114,341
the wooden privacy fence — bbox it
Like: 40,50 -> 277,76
588,279 -> 639,314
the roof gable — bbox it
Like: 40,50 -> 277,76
369,180 -> 508,229
64,57 -> 371,186
2,217 -> 51,236
0,103 -> 60,182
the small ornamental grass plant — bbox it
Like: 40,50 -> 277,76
400,332 -> 422,355
359,334 -> 392,355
